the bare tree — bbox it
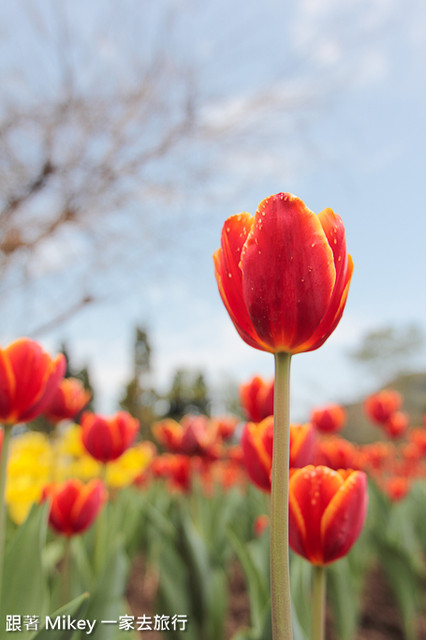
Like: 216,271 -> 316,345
0,2 -> 203,330
0,1 -> 330,337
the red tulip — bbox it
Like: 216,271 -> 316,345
153,415 -> 220,459
383,476 -> 411,502
180,415 -> 219,458
358,441 -> 395,473
213,193 -> 353,354
152,418 -> 184,452
151,453 -> 192,493
81,411 -> 139,463
311,404 -> 346,434
239,376 -> 274,422
364,390 -> 402,425
289,465 -> 368,565
0,338 -> 66,425
44,478 -> 106,536
382,411 -> 409,439
241,417 -> 316,491
213,416 -> 239,441
254,514 -> 269,537
313,435 -> 360,470
44,377 -> 91,423
409,428 -> 426,455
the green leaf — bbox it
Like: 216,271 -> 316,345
227,527 -> 269,635
79,538 -> 129,640
31,593 -> 89,640
327,558 -> 362,640
378,542 -> 421,640
49,535 -> 94,612
1,502 -> 50,636
204,568 -> 227,640
178,514 -> 211,628
154,543 -> 198,640
289,554 -> 312,639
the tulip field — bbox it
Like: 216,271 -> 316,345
0,194 -> 425,640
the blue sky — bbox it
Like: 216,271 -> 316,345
1,0 -> 426,420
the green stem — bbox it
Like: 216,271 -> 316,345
270,352 -> 293,640
0,423 -> 13,606
61,537 -> 72,606
94,464 -> 107,575
311,565 -> 326,640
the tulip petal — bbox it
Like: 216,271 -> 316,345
289,423 -> 316,468
50,481 -> 80,534
6,340 -> 49,420
0,350 -> 16,420
241,194 -> 336,352
241,420 -> 273,491
321,470 -> 368,564
71,481 -> 105,534
288,478 -> 308,558
19,354 -> 66,423
297,209 -> 353,353
214,213 -> 270,351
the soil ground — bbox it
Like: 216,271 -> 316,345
127,556 -> 426,639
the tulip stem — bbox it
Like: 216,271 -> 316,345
61,537 -> 72,606
271,352 -> 293,640
312,565 -> 326,640
94,464 -> 107,575
0,424 -> 12,606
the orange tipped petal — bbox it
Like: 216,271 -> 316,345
241,418 -> 273,491
289,423 -> 316,467
0,350 -> 16,419
295,208 -> 353,353
240,194 -> 336,352
321,470 -> 368,563
214,213 -> 267,350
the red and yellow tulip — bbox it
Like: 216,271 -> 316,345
288,465 -> 368,565
364,389 -> 402,425
0,338 -> 65,425
213,193 -> 353,354
239,376 -> 274,422
44,377 -> 91,423
241,417 -> 316,491
44,478 -> 106,536
310,404 -> 346,434
81,411 -> 139,463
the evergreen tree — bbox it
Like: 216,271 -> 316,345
165,368 -> 210,420
119,326 -> 158,439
